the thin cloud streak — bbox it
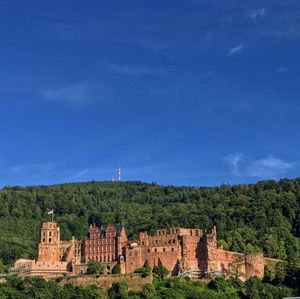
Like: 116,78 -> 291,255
104,62 -> 168,76
246,157 -> 293,178
41,82 -> 93,105
228,44 -> 243,55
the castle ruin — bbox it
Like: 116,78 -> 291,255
11,221 -> 278,280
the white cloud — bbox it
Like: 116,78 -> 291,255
226,153 -> 243,176
228,44 -> 243,55
248,8 -> 267,21
246,157 -> 293,177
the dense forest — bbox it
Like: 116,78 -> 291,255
0,179 -> 299,295
0,275 -> 296,299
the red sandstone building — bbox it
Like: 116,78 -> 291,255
11,221 -> 278,279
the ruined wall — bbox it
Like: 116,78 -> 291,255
184,235 -> 202,269
216,250 -> 266,280
216,249 -> 246,278
30,261 -> 69,277
59,274 -> 153,292
125,231 -> 181,274
245,253 -> 265,279
201,226 -> 218,271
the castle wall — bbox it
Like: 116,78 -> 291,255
216,249 -> 245,277
125,232 -> 181,274
30,261 -> 69,277
245,253 -> 265,279
59,273 -> 153,292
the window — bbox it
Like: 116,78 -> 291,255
163,248 -> 166,252
172,248 -> 175,252
155,248 -> 157,253
49,238 -> 52,242
190,230 -> 193,236
147,249 -> 150,253
49,231 -> 52,237
196,230 -> 199,236
42,238 -> 45,242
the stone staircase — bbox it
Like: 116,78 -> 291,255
178,268 -> 223,279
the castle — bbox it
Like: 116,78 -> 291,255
11,221 -> 278,280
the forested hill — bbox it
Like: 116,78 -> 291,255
0,179 -> 300,268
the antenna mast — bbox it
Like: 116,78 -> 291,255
118,167 -> 122,181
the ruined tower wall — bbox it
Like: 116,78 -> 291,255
37,222 -> 60,263
245,253 -> 265,279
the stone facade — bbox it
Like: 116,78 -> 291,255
11,221 -> 278,280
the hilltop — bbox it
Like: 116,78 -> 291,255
0,179 -> 299,271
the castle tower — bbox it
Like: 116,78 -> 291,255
37,222 -> 61,263
205,226 -> 218,271
199,226 -> 218,273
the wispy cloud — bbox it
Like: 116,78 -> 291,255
40,82 -> 95,107
276,67 -> 290,73
226,154 -> 295,179
105,62 -> 167,76
248,8 -> 267,21
228,44 -> 243,55
246,157 -> 293,177
225,153 -> 243,176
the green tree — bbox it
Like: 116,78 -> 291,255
141,284 -> 157,299
108,282 -> 129,299
0,260 -> 7,273
87,260 -> 104,275
135,260 -> 151,278
153,259 -> 169,279
112,263 -> 121,275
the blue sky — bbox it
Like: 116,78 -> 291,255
0,0 -> 300,187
